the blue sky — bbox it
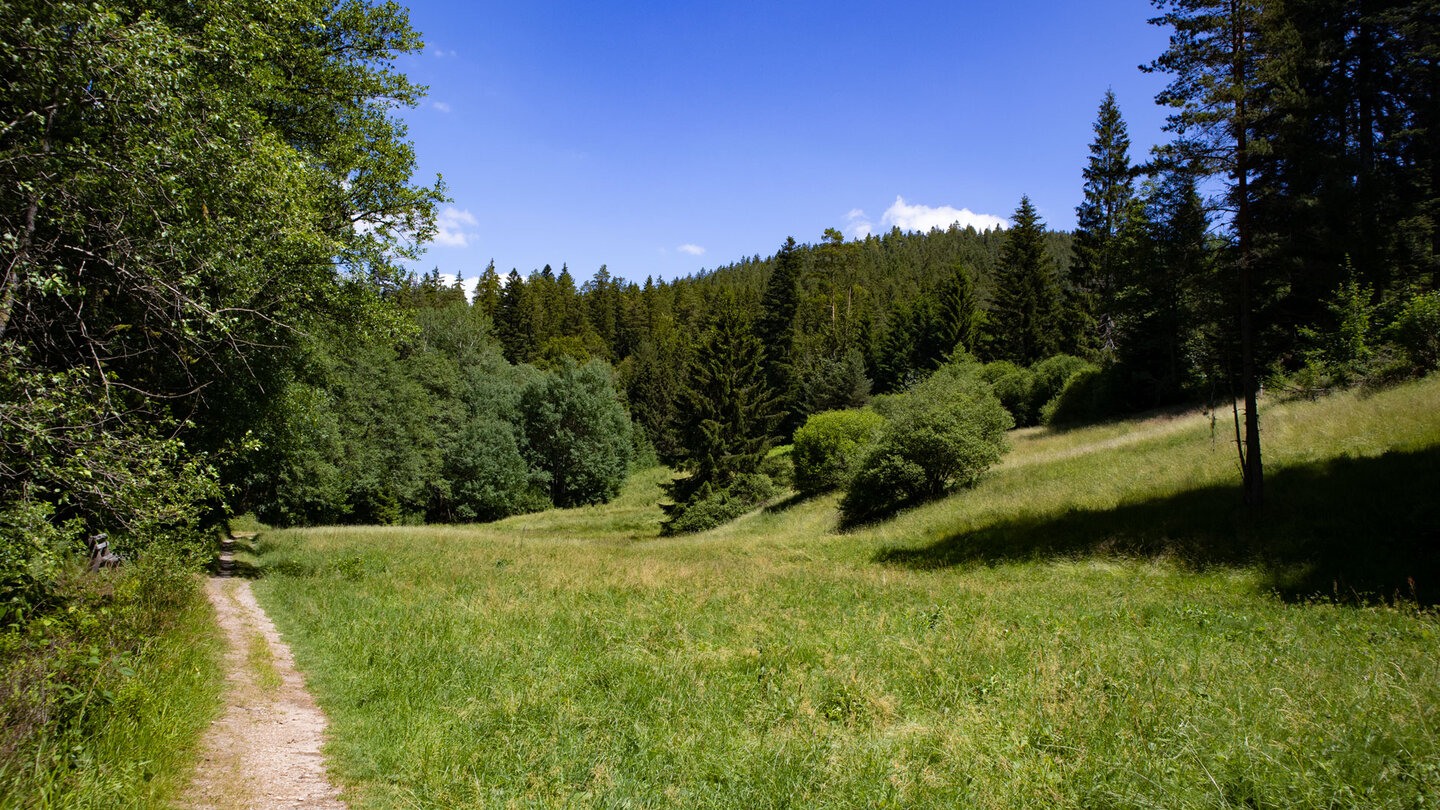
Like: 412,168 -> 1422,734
395,0 -> 1175,288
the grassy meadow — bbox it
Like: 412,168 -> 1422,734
251,376 -> 1440,808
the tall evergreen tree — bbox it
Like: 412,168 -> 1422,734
1072,90 -> 1137,355
1116,171 -> 1211,405
496,270 -> 532,364
474,261 -> 502,322
934,262 -> 983,360
1146,0 -> 1275,506
666,302 -> 779,505
875,302 -> 920,393
991,196 -> 1062,365
758,236 -> 803,424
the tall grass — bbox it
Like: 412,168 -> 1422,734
0,560 -> 225,809
255,375 -> 1440,808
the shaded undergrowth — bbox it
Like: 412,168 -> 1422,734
876,446 -> 1440,603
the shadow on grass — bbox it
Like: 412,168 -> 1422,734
206,533 -> 264,579
874,447 -> 1440,604
763,491 -> 817,514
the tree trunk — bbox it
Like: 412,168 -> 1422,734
1232,0 -> 1263,507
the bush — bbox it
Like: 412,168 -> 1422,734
980,355 -> 1096,427
840,364 -> 1011,523
1390,289 -> 1440,372
981,360 -> 1044,426
661,473 -> 778,535
519,359 -> 634,508
792,410 -> 886,495
1041,365 -> 1126,426
1031,354 -> 1097,411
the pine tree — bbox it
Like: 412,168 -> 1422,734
1146,0 -> 1275,506
934,262 -> 982,360
1072,90 -> 1136,355
758,237 -> 802,411
991,196 -> 1062,365
496,270 -> 532,364
665,301 -> 779,506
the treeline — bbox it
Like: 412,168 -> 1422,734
451,224 -> 1072,462
237,277 -> 637,527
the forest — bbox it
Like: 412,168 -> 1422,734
1,0 -> 1438,805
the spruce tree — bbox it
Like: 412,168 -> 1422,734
875,302 -> 920,393
758,237 -> 802,417
496,270 -> 532,364
1072,90 -> 1137,355
1116,171 -> 1209,405
1146,0 -> 1275,506
991,196 -> 1062,365
935,262 -> 982,360
474,261 -> 502,322
665,301 -> 779,507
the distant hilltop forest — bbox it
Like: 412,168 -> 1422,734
3,0 -> 1438,598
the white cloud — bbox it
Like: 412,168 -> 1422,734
437,273 -> 480,302
845,209 -> 874,239
432,101 -> 451,113
678,244 -> 706,256
434,206 -> 478,248
431,48 -> 457,58
881,196 -> 1009,233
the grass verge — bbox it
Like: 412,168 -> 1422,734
254,375 -> 1440,808
0,559 -> 225,809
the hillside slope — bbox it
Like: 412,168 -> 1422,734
251,375 -> 1440,809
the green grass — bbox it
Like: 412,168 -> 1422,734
253,376 -> 1440,808
0,565 -> 226,810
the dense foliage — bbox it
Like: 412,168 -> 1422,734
243,276 -> 635,526
0,1 -> 441,791
0,0 -> 442,600
840,364 -> 1013,524
792,410 -> 887,495
519,359 -> 633,508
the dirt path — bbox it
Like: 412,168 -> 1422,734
180,534 -> 347,810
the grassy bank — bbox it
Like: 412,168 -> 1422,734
0,560 -> 225,810
254,376 -> 1440,808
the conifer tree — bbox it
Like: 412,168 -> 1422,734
1116,171 -> 1209,405
585,266 -> 619,355
758,237 -> 802,415
991,196 -> 1062,365
875,302 -> 920,393
474,261 -> 502,322
935,262 -> 982,360
1146,0 -> 1274,506
497,270 -> 532,364
665,302 -> 779,506
1072,90 -> 1137,355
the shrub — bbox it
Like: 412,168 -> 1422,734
1390,289 -> 1440,372
840,364 -> 1011,523
660,473 -> 778,535
1042,365 -> 1125,426
792,410 -> 886,495
980,355 -> 1096,427
519,359 -> 633,508
1031,354 -> 1097,411
981,361 -> 1038,426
